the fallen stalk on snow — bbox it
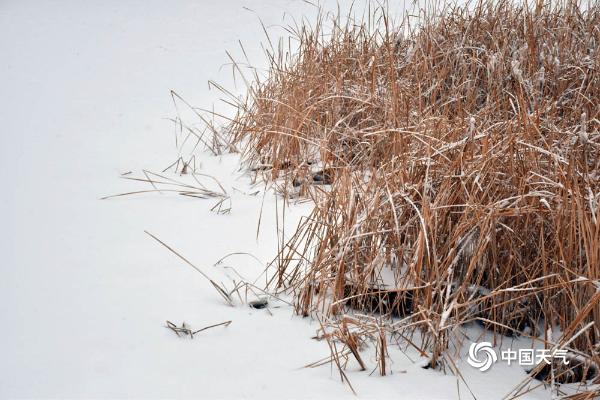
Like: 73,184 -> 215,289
165,320 -> 232,339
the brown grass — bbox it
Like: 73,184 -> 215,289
222,0 -> 599,395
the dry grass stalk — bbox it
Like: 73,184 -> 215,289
145,231 -> 234,306
165,320 -> 232,338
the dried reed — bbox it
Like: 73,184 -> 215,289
223,0 -> 599,395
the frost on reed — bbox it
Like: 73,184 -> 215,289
229,0 -> 599,391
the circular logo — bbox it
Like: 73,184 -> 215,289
467,341 -> 498,371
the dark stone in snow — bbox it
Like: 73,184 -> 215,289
249,298 -> 269,309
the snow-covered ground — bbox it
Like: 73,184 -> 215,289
0,1 -> 566,398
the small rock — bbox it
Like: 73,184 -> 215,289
249,298 -> 269,309
312,169 -> 333,184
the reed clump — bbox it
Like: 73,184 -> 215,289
228,0 -> 600,392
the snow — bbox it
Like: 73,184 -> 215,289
0,1 -> 579,398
